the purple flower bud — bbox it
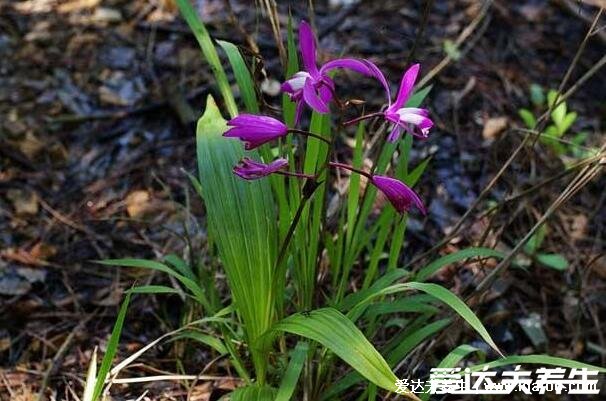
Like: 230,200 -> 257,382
371,175 -> 426,215
233,157 -> 288,180
224,114 -> 288,150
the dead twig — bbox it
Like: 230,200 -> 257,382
416,0 -> 493,88
36,312 -> 96,401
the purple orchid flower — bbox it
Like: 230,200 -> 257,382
371,175 -> 426,215
282,21 -> 384,122
375,63 -> 433,142
224,114 -> 288,150
233,157 -> 288,180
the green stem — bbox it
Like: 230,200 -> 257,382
342,112 -> 384,126
289,128 -> 332,145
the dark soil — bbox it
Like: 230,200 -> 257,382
0,0 -> 604,399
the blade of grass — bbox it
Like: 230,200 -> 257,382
404,282 -> 503,357
275,342 -> 309,401
92,291 -> 131,401
414,248 -> 505,282
126,285 -> 181,295
98,258 -> 210,311
217,40 -> 259,113
175,0 -> 238,117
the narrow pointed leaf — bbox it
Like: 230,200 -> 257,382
273,308 -> 398,392
92,292 -> 131,401
404,282 -> 503,357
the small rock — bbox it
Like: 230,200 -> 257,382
482,116 -> 508,140
16,267 -> 47,283
99,72 -> 145,106
0,274 -> 31,296
101,46 -> 136,69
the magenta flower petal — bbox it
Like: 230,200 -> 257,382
371,175 -> 426,214
224,114 -> 288,149
233,157 -> 288,180
393,63 -> 420,110
320,58 -> 370,75
299,21 -> 319,77
303,81 -> 330,113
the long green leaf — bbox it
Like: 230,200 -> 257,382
386,318 -> 451,365
404,282 -> 503,357
230,385 -> 277,401
275,342 -> 309,401
170,330 -> 228,355
217,40 -> 259,113
126,285 -> 180,295
92,292 -> 131,401
175,0 -> 238,117
415,247 -> 504,282
98,259 -> 209,310
272,308 -> 398,392
419,345 -> 484,401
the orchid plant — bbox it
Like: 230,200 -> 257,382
95,4 -> 605,401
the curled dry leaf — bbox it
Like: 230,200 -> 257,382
482,116 -> 508,140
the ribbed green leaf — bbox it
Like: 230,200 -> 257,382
419,345 -> 484,401
196,95 -> 277,382
415,247 -> 504,282
404,282 -> 503,357
164,254 -> 196,282
275,342 -> 309,401
230,385 -> 277,401
386,318 -> 451,365
365,295 -> 438,318
273,308 -> 398,392
171,330 -> 228,355
126,285 -> 180,295
98,258 -> 209,310
217,40 -> 258,113
339,268 -> 409,312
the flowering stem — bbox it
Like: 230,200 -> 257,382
328,161 -> 373,180
288,128 -> 331,145
274,180 -> 320,285
277,170 -> 316,179
342,112 -> 384,126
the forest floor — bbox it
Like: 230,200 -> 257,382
0,0 -> 605,400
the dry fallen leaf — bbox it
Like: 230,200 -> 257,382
482,116 -> 508,140
6,189 -> 39,216
125,190 -> 151,218
17,132 -> 45,160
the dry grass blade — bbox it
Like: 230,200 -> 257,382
475,144 -> 606,293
